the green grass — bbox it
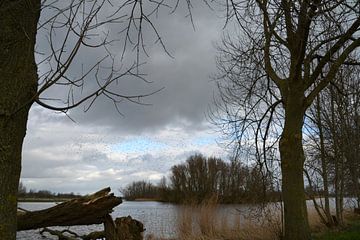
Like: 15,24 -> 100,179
314,219 -> 360,240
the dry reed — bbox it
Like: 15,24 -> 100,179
175,197 -> 279,240
147,200 -> 359,240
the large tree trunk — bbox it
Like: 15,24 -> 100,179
0,1 -> 40,239
280,92 -> 311,240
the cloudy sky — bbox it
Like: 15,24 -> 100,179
20,2 -> 231,194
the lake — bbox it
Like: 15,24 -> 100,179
17,198 -> 357,239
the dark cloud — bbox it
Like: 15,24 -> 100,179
48,4 -> 224,135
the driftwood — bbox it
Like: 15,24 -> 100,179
17,187 -> 145,239
39,215 -> 144,240
17,187 -> 122,231
40,227 -> 106,240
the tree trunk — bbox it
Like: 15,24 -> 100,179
339,156 -> 345,225
304,169 -> 328,226
316,95 -> 334,226
280,93 -> 311,240
0,1 -> 40,239
329,86 -> 344,225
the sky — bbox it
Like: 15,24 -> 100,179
20,2 -> 231,195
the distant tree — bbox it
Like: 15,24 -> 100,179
18,182 -> 27,198
120,181 -> 160,200
168,154 -> 274,203
158,176 -> 172,202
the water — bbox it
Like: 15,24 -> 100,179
17,201 -> 248,239
17,201 -> 181,239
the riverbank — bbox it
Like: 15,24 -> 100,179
18,198 -> 73,202
127,198 -> 163,202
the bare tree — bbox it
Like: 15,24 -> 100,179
305,65 -> 360,226
304,93 -> 335,227
167,154 -> 274,203
211,1 -> 360,239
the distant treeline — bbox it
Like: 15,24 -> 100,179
18,182 -> 81,199
121,154 -> 280,204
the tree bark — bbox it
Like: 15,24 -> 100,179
0,1 -> 41,239
280,91 -> 311,240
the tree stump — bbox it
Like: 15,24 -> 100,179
104,215 -> 144,240
115,216 -> 144,240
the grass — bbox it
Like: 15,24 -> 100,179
313,216 -> 360,240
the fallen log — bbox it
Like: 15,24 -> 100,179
40,215 -> 145,240
17,187 -> 122,231
40,227 -> 106,240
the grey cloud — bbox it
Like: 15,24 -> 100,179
37,4 -> 224,135
21,3 -> 226,194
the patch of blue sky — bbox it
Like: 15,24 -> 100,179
191,136 -> 217,146
111,137 -> 168,153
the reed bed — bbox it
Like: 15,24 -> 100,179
175,197 -> 280,240
146,199 -> 358,240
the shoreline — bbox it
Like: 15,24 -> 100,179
18,198 -> 73,203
